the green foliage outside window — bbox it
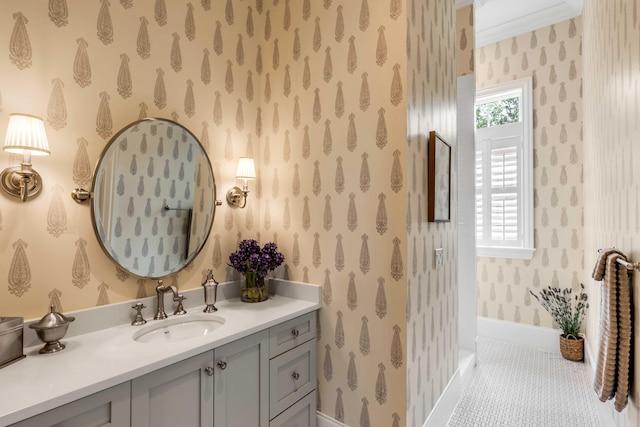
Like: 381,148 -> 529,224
475,96 -> 520,129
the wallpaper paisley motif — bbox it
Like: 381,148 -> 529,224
48,0 -> 69,28
456,5 -> 474,77
9,12 -> 32,70
475,18 -> 584,329
46,185 -> 67,238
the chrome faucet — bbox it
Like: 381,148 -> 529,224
154,280 -> 185,320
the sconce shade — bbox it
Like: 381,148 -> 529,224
227,157 -> 256,208
3,114 -> 50,156
235,157 -> 256,180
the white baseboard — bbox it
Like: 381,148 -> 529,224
423,369 -> 462,427
317,370 -> 463,427
477,317 -> 560,352
317,411 -> 348,427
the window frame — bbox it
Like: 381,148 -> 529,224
475,77 -> 535,260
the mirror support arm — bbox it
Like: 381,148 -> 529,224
71,188 -> 92,203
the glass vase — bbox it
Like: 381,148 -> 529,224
241,275 -> 268,303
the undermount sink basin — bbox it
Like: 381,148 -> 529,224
133,314 -> 225,344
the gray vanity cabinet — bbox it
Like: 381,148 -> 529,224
9,382 -> 131,427
131,350 -> 214,427
213,329 -> 270,427
268,312 -> 317,427
6,311 -> 317,427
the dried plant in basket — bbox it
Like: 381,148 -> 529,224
530,284 -> 589,338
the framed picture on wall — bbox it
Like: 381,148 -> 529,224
428,130 -> 451,222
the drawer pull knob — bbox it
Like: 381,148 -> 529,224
204,366 -> 214,376
291,329 -> 300,337
217,361 -> 227,370
291,371 -> 300,380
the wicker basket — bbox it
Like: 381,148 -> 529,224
559,334 -> 584,361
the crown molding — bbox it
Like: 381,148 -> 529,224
475,0 -> 583,47
455,0 -> 474,8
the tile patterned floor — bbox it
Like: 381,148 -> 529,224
447,337 -> 601,427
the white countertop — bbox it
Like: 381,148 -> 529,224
0,283 -> 320,426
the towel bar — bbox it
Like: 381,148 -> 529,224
615,258 -> 640,272
597,248 -> 640,272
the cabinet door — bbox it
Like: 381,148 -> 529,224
10,382 -> 130,427
214,329 -> 269,427
131,351 -> 214,427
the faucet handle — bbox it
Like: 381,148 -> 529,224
131,302 -> 147,326
173,294 -> 187,315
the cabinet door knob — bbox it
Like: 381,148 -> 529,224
204,366 -> 214,376
217,360 -> 227,370
291,329 -> 300,337
291,371 -> 300,380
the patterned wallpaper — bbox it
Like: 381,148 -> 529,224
583,0 -> 640,422
260,2 -> 409,425
456,5 -> 474,77
0,0 -> 260,317
475,18 -> 584,328
406,0 -> 458,425
260,0 -> 457,425
0,1 -> 459,425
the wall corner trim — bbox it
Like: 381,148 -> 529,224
317,412 -> 349,427
455,0 -> 474,8
477,316 -> 560,352
423,369 -> 462,427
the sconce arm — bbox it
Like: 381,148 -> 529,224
226,186 -> 249,208
0,163 -> 41,202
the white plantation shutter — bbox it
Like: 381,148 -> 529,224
475,77 -> 534,259
476,133 -> 523,247
491,193 -> 518,241
490,143 -> 519,243
475,149 -> 483,241
476,132 -> 522,248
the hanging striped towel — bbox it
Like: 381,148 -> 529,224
592,248 -> 633,411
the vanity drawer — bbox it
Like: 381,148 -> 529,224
269,339 -> 316,419
269,312 -> 316,358
269,390 -> 316,427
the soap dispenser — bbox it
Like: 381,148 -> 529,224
202,269 -> 218,313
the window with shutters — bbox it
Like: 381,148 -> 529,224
475,77 -> 535,259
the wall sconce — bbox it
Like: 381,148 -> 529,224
226,157 -> 256,208
1,114 -> 50,202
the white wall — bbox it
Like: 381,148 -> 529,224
456,73 -> 477,353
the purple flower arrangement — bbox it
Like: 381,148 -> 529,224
229,239 -> 285,280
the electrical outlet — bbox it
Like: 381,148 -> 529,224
434,248 -> 444,268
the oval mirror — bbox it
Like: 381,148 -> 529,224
91,118 -> 216,278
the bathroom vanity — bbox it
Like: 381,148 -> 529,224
0,281 -> 319,427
